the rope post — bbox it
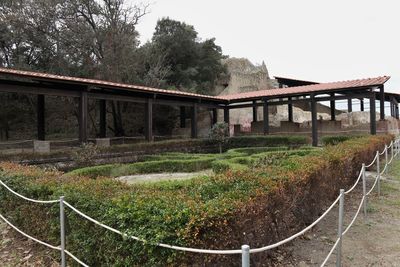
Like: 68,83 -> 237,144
60,196 -> 66,267
385,144 -> 388,175
362,163 -> 367,217
376,151 -> 381,196
336,189 -> 345,267
391,141 -> 394,168
241,245 -> 250,267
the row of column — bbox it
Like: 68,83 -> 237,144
36,92 -> 230,142
250,93 -> 381,146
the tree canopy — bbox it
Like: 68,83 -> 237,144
139,17 -> 226,94
0,1 -> 227,139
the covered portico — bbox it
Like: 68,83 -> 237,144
221,76 -> 393,146
0,68 -> 397,148
0,68 -> 225,144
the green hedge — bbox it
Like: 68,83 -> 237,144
1,136 -> 308,163
321,135 -> 363,146
226,135 -> 308,148
0,135 -> 390,266
226,146 -> 288,155
69,156 -> 215,178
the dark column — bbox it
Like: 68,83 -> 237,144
145,99 -> 153,142
37,95 -> 45,141
252,100 -> 258,122
360,99 -> 364,112
263,98 -> 269,135
330,93 -> 336,121
311,94 -> 318,146
223,107 -> 230,124
212,108 -> 218,126
380,86 -> 385,120
191,103 -> 198,138
288,97 -> 293,122
390,102 -> 394,117
370,92 -> 376,135
396,105 -> 399,119
99,99 -> 106,138
79,91 -> 88,143
347,98 -> 352,113
180,106 -> 186,128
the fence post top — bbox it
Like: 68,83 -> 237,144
241,245 -> 250,250
340,189 -> 344,194
60,196 -> 65,200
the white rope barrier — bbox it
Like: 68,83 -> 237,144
0,213 -> 60,251
64,201 -> 242,254
345,166 -> 363,195
0,138 -> 398,266
0,180 -> 59,204
365,153 -> 378,168
366,174 -> 380,196
342,196 -> 365,236
320,237 -> 340,267
66,194 -> 341,254
250,195 -> 340,253
379,148 -> 386,156
380,164 -> 387,176
65,250 -> 89,267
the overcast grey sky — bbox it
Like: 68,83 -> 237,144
132,0 -> 399,93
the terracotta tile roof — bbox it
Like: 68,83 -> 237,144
221,76 -> 391,101
0,67 -> 222,101
0,68 -> 391,104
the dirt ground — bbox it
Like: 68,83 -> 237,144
276,161 -> 400,267
1,160 -> 400,266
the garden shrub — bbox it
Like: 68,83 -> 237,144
321,135 -> 363,146
0,135 -> 392,266
69,156 -> 215,178
226,146 -> 288,155
226,135 -> 308,148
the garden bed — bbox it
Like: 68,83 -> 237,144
0,135 -> 392,266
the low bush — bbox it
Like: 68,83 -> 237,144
321,135 -> 363,146
69,156 -> 215,178
226,146 -> 288,155
0,135 -> 392,266
226,135 -> 308,148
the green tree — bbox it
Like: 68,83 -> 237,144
209,122 -> 229,153
146,17 -> 226,94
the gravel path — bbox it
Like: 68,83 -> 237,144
276,164 -> 400,266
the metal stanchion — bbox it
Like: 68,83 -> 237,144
385,144 -> 388,175
336,189 -> 344,267
377,151 -> 381,196
242,245 -> 250,267
60,196 -> 66,267
362,163 -> 367,217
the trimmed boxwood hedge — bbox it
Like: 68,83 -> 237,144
69,146 -> 293,178
0,135 -> 391,266
321,135 -> 363,146
0,135 -> 308,163
68,156 -> 215,178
